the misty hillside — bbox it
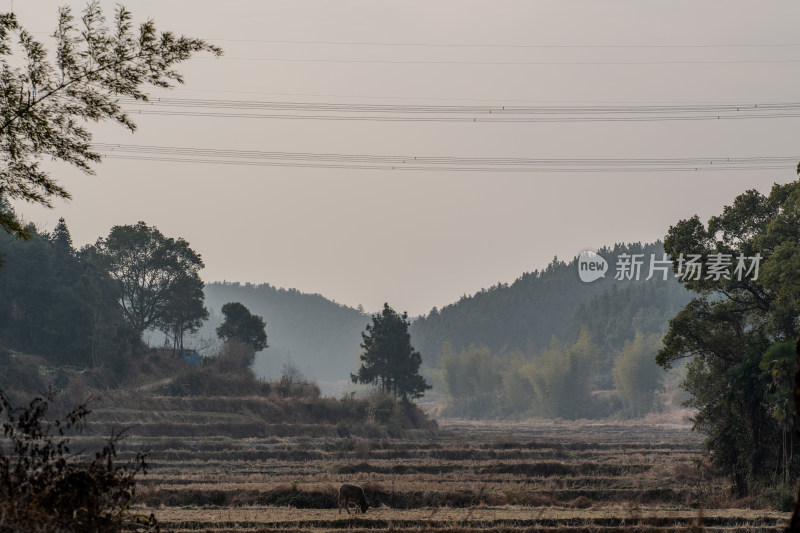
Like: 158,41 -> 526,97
0,220 -> 688,402
409,242 -> 691,368
201,282 -> 368,386
201,243 -> 691,399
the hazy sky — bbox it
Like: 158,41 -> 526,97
9,1 -> 800,316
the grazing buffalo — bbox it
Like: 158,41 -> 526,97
338,483 -> 368,514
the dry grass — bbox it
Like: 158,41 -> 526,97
58,404 -> 790,532
133,505 -> 790,533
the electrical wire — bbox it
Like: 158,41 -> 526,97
119,97 -> 800,123
210,56 -> 800,66
92,143 -> 800,173
207,38 -> 800,50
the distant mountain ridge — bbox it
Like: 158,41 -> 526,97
201,242 -> 690,389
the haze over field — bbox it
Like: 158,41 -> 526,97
3,2 -> 800,526
9,0 -> 800,316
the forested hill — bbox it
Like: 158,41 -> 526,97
202,282 -> 368,385
204,243 -> 690,388
409,242 -> 691,368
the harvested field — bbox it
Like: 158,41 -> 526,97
79,411 -> 791,532
144,507 -> 789,533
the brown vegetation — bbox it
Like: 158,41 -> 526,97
0,347 -> 790,532
0,391 -> 157,533
85,418 -> 787,532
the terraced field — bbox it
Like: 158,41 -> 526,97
79,407 -> 790,532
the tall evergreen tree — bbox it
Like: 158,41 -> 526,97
49,218 -> 73,255
352,303 -> 431,401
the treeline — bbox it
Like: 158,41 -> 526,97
0,213 -> 136,369
0,202 -> 371,387
438,329 -> 666,420
571,280 -> 690,390
414,243 -> 690,419
0,201 -> 209,378
410,242 -> 687,369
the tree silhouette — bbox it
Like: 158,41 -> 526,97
657,179 -> 800,495
157,274 -> 209,354
94,221 -> 206,341
352,303 -> 430,401
0,4 -> 220,240
216,302 -> 268,352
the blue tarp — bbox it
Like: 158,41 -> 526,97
180,350 -> 200,366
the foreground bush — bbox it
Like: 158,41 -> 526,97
0,389 -> 156,532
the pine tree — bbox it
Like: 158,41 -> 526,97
49,218 -> 73,255
351,303 -> 431,401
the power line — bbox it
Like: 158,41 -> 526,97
168,87 -> 800,106
208,38 -> 800,50
210,56 -> 800,66
126,110 -> 800,122
125,97 -> 800,113
120,97 -> 800,123
92,143 -> 799,173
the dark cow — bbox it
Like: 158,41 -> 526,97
337,483 -> 368,514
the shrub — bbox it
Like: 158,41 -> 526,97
761,483 -> 796,512
210,340 -> 255,375
0,389 -> 156,532
367,392 -> 396,424
0,350 -> 45,400
335,422 -> 351,437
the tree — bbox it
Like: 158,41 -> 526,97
524,328 -> 598,419
94,221 -> 206,340
49,217 -> 73,254
656,179 -> 800,495
0,217 -> 134,367
216,302 -> 268,352
613,331 -> 663,418
76,244 -> 136,368
759,340 -> 797,484
351,303 -> 431,401
440,343 -> 503,417
156,274 -> 209,354
0,4 -> 220,240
